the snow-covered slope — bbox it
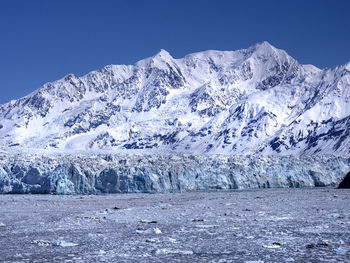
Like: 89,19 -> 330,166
0,42 -> 349,156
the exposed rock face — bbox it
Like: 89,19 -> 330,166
338,171 -> 350,188
0,152 -> 349,194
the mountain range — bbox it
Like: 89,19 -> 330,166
0,41 -> 349,156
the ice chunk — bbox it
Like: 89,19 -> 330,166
136,227 -> 162,235
154,248 -> 193,255
52,240 -> 78,247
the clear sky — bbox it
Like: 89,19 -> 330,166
0,0 -> 349,104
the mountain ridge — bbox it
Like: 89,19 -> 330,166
0,42 -> 349,156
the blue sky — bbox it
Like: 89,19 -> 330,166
0,0 -> 349,104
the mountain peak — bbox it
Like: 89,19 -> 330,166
250,41 -> 277,54
135,49 -> 173,69
153,49 -> 172,60
344,61 -> 350,71
141,49 -> 175,69
246,41 -> 295,66
257,41 -> 275,48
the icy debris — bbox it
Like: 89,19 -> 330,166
284,258 -> 295,262
300,225 -> 329,233
334,247 -> 347,255
306,242 -> 329,249
52,240 -> 78,247
263,242 -> 281,248
152,203 -> 172,208
338,239 -> 345,245
0,222 -> 5,227
328,213 -> 340,218
88,233 -> 103,238
154,248 -> 193,255
244,261 -> 264,263
136,227 -> 162,235
168,237 -> 177,243
270,216 -> 291,221
195,224 -> 217,228
145,238 -> 159,243
140,219 -> 158,224
32,239 -> 78,247
32,240 -> 52,246
191,218 -> 204,222
98,209 -> 108,215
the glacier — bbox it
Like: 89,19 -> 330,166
0,42 -> 349,194
0,151 -> 349,194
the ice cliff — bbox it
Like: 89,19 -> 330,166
0,152 -> 349,194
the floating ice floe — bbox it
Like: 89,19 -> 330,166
154,248 -> 193,255
195,224 -> 218,228
334,247 -> 347,255
32,240 -> 52,246
52,240 -> 78,247
263,242 -> 281,248
152,203 -> 172,208
284,258 -> 295,262
136,227 -> 162,235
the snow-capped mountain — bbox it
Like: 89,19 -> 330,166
0,41 -> 349,156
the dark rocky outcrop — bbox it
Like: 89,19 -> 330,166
338,171 -> 350,188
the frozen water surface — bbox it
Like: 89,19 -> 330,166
0,188 -> 349,262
